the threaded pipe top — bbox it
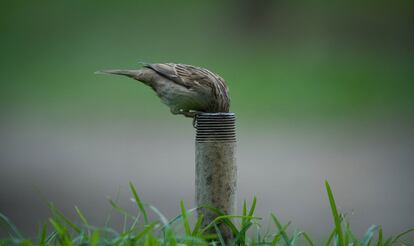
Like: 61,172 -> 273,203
195,113 -> 236,143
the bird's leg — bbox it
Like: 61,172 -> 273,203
171,109 -> 197,127
180,110 -> 197,118
180,109 -> 205,117
170,108 -> 181,115
179,110 -> 204,128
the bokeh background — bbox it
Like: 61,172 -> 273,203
1,0 -> 413,242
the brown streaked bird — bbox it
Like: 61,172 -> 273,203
96,63 -> 230,118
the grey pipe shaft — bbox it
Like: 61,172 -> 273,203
195,113 -> 237,242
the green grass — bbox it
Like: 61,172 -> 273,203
0,181 -> 413,245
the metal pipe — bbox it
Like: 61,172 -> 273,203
195,112 -> 237,242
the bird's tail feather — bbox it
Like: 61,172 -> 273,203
95,69 -> 142,78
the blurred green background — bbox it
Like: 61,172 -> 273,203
1,0 -> 413,241
1,0 -> 413,123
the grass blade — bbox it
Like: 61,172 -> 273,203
74,206 -> 89,228
344,222 -> 350,246
201,215 -> 260,235
90,230 -> 99,246
241,200 -> 247,229
192,214 -> 204,236
384,236 -> 393,246
0,213 -> 23,239
290,231 -> 314,246
107,198 -> 136,220
132,222 -> 158,242
180,200 -> 192,236
302,232 -> 314,246
270,213 -> 290,245
362,225 -> 379,246
200,205 -> 239,235
112,226 -> 140,244
144,234 -> 159,246
349,229 -> 360,245
45,231 -> 58,244
160,207 -> 198,230
48,218 -> 72,245
271,234 -> 282,246
248,197 -> 257,219
237,197 -> 257,245
180,200 -> 193,246
149,205 -> 169,227
325,227 -> 337,245
148,205 -> 177,245
38,223 -> 47,245
390,228 -> 414,244
377,226 -> 383,246
213,223 -> 226,246
21,239 -> 34,246
104,187 -> 121,229
233,221 -> 252,245
48,203 -> 81,234
325,180 -> 344,246
129,181 -> 149,224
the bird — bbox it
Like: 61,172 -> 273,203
96,63 -> 230,119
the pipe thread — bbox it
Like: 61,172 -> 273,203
195,113 -> 236,143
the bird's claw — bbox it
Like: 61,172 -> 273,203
178,110 -> 202,128
171,109 -> 201,128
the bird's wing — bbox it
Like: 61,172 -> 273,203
144,63 -> 218,89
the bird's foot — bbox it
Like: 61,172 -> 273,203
180,110 -> 197,118
170,108 -> 202,128
180,110 -> 203,128
170,108 -> 181,115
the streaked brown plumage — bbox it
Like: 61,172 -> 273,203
97,63 -> 230,118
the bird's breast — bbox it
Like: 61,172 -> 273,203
153,81 -> 208,111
